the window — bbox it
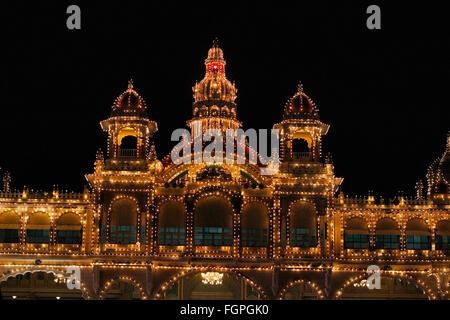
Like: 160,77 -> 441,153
436,235 -> 450,250
194,227 -> 232,246
406,235 -> 430,250
290,228 -> 316,247
110,226 -> 136,244
56,230 -> 82,244
241,228 -> 267,247
0,229 -> 19,243
158,227 -> 185,246
344,233 -> 369,249
26,229 -> 50,244
376,234 -> 400,249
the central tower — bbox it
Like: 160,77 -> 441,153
188,39 -> 242,138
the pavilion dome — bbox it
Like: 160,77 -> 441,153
283,82 -> 319,120
193,39 -> 237,105
111,80 -> 147,117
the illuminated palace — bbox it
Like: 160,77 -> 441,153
0,41 -> 449,300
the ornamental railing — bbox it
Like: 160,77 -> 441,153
292,152 -> 312,161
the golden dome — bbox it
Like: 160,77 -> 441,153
283,82 -> 319,120
111,80 -> 147,117
193,39 -> 237,105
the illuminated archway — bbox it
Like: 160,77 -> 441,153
344,217 -> 369,249
194,196 -> 233,247
375,218 -> 400,249
158,201 -> 186,246
278,279 -> 324,300
0,270 -> 85,300
241,202 -> 269,248
99,277 -> 147,300
0,212 -> 21,243
56,213 -> 82,245
108,198 -> 138,244
436,220 -> 450,250
288,201 -> 317,248
335,273 -> 435,300
155,270 -> 266,300
26,212 -> 51,244
406,218 -> 431,250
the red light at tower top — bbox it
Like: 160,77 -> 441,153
207,62 -> 224,73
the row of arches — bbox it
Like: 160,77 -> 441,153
0,270 -> 437,300
0,212 -> 82,245
100,197 -> 317,250
193,105 -> 236,118
344,217 -> 450,250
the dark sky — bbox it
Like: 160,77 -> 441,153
1,1 -> 449,197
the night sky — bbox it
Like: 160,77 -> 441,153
2,1 -> 449,197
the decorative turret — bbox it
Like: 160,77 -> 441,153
426,132 -> 450,203
2,171 -> 11,193
274,82 -> 329,163
100,80 -> 158,161
188,39 -> 241,138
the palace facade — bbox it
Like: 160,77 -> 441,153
0,41 -> 449,300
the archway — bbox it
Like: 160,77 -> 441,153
241,202 -> 269,247
436,220 -> 450,250
344,217 -> 369,249
117,127 -> 139,158
159,271 -> 263,300
109,198 -> 138,245
279,280 -> 324,300
100,278 -> 146,300
406,218 -> 430,250
56,213 -> 82,245
0,271 -> 83,300
337,275 -> 431,300
194,196 -> 233,247
375,218 -> 400,249
158,201 -> 186,246
289,201 -> 317,247
0,212 -> 20,243
26,212 -> 51,244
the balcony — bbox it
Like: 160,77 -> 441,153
118,148 -> 137,159
292,152 -> 312,162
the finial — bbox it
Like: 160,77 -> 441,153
128,78 -> 134,91
212,37 -> 219,48
297,81 -> 303,93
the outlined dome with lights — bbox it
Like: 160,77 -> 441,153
111,79 -> 147,117
283,82 -> 319,120
193,39 -> 237,108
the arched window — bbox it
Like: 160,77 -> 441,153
241,202 -> 268,247
406,218 -> 430,250
26,213 -> 51,244
0,212 -> 20,243
435,220 -> 450,250
194,196 -> 233,246
200,106 -> 208,117
292,139 -> 310,152
221,106 -> 230,117
344,217 -> 369,249
110,199 -> 137,245
290,202 -> 317,247
375,218 -> 400,249
56,213 -> 82,245
158,201 -> 186,246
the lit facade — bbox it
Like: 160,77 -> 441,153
0,41 -> 449,300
